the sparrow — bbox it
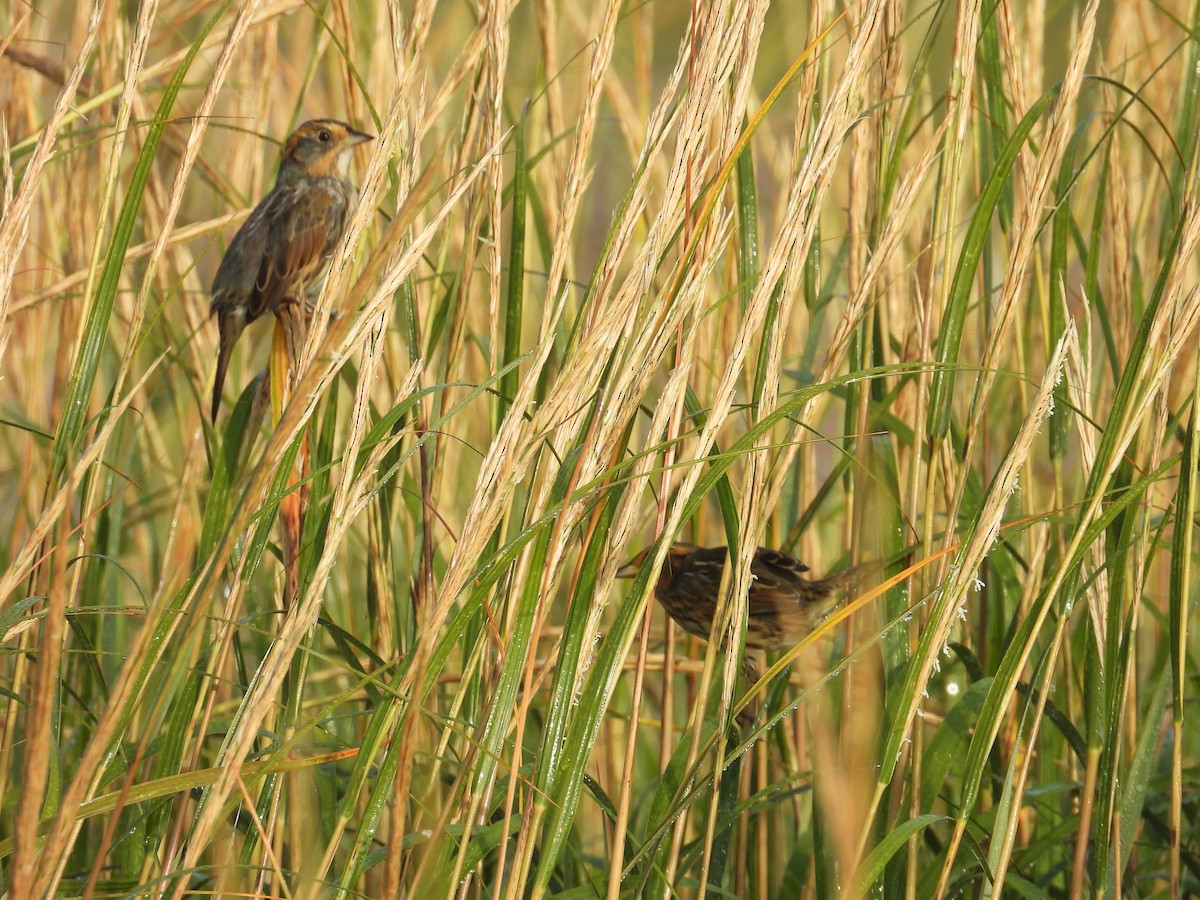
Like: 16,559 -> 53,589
209,118 -> 373,420
619,542 -> 869,681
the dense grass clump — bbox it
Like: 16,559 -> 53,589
1,1 -> 1198,896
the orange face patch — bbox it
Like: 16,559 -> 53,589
282,120 -> 359,174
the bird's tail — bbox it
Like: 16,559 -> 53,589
816,549 -> 907,600
210,310 -> 244,422
812,556 -> 893,595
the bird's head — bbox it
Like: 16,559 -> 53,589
616,542 -> 699,580
280,119 -> 373,179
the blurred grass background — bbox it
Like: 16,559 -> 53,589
2,0 -> 1199,896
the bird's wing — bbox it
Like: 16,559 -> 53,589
746,551 -> 837,647
210,199 -> 271,315
748,549 -> 811,598
251,182 -> 347,316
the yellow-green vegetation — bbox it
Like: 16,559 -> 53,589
2,0 -> 1199,896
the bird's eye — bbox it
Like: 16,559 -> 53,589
318,130 -> 332,142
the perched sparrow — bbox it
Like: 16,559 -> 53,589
619,543 -> 869,680
209,118 -> 373,420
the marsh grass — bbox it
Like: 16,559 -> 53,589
1,0 -> 1199,897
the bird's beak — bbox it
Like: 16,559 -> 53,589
349,129 -> 374,145
616,548 -> 650,579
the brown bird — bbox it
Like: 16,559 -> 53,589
209,118 -> 373,420
619,542 -> 870,681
